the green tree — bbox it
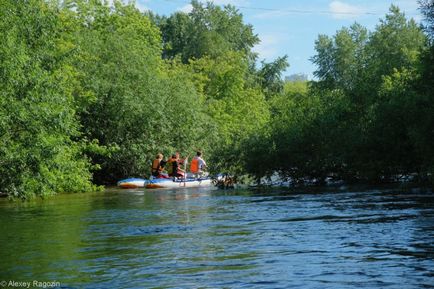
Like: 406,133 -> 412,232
246,5 -> 430,184
366,6 -> 425,91
0,0 -> 97,198
159,0 -> 259,62
257,55 -> 289,98
419,0 -> 434,40
68,1 -> 209,182
414,0 -> 434,183
311,23 -> 369,97
190,51 -> 269,173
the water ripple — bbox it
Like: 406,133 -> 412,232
0,188 -> 433,288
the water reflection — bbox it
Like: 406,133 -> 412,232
0,188 -> 433,288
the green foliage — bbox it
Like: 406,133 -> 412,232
418,0 -> 434,41
311,23 -> 369,95
244,5 -> 433,185
67,1 -> 209,183
2,0 -> 432,199
258,56 -> 289,98
366,6 -> 425,92
159,0 -> 259,62
0,0 -> 97,198
190,51 -> 269,173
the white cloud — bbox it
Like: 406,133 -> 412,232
252,2 -> 366,20
135,0 -> 150,12
178,4 -> 193,13
253,34 -> 280,61
329,1 -> 365,19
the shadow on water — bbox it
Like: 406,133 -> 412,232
0,186 -> 433,288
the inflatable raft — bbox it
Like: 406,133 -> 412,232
146,177 -> 212,189
117,177 -> 213,189
117,178 -> 147,189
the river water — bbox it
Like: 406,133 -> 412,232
0,187 -> 433,288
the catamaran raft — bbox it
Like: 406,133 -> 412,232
117,177 -> 213,189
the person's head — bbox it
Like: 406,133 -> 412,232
172,154 -> 176,159
196,151 -> 202,157
156,153 -> 163,160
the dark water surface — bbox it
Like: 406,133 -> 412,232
0,187 -> 433,288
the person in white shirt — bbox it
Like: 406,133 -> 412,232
190,151 -> 208,178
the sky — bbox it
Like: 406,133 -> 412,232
132,0 -> 422,79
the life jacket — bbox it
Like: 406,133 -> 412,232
152,159 -> 161,173
190,158 -> 199,173
166,158 -> 174,175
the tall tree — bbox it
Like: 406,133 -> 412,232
366,6 -> 425,91
246,5 -> 430,184
311,23 -> 369,97
190,51 -> 269,173
415,0 -> 434,183
0,0 -> 96,198
159,0 -> 259,62
257,55 -> 289,98
419,0 -> 434,40
68,1 -> 209,182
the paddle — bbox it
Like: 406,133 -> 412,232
183,154 -> 190,186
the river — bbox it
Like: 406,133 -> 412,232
0,187 -> 433,288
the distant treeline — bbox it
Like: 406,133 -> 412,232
0,0 -> 432,198
245,3 -> 434,185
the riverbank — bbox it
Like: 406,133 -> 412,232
1,176 -> 432,201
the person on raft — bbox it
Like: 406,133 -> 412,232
151,153 -> 169,178
190,151 -> 208,178
167,153 -> 185,179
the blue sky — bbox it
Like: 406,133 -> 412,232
133,0 -> 422,79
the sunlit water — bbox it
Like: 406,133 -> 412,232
0,187 -> 433,288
